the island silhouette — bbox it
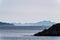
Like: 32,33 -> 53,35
34,23 -> 60,36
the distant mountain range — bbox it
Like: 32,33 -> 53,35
14,21 -> 55,26
0,22 -> 14,27
0,21 -> 55,30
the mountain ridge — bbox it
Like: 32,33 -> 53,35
14,21 -> 55,26
0,21 -> 55,30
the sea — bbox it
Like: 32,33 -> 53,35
0,29 -> 60,40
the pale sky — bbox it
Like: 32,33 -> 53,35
0,0 -> 60,23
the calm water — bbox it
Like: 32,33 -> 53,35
0,30 -> 60,40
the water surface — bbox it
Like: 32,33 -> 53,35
0,30 -> 60,40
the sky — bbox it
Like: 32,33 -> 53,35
0,0 -> 60,23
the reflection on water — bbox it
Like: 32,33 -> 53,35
0,30 -> 60,40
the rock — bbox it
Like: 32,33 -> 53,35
34,23 -> 60,36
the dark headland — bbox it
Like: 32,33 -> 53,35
34,23 -> 60,36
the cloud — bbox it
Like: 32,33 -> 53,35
0,0 -> 60,23
1,0 -> 58,6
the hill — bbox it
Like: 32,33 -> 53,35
0,22 -> 14,26
34,23 -> 60,36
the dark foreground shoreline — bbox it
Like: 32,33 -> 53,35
34,23 -> 60,36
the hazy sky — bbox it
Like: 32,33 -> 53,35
0,0 -> 60,23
